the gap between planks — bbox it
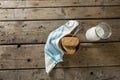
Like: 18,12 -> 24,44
1,18 -> 120,22
0,41 -> 120,45
0,65 -> 120,71
0,5 -> 120,9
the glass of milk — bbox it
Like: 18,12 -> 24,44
85,22 -> 112,41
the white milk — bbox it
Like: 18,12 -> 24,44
86,27 -> 105,41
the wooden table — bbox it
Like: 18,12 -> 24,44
0,0 -> 120,80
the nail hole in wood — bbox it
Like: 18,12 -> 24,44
95,0 -> 98,2
27,59 -> 31,62
17,44 -> 21,48
38,26 -> 43,29
22,25 -> 25,27
22,24 -> 27,28
73,2 -> 77,4
90,72 -> 94,75
78,61 -> 81,63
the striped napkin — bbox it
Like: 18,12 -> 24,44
44,20 -> 79,73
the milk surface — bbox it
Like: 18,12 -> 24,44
86,27 -> 104,41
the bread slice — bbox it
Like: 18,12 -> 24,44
61,36 -> 80,55
61,37 -> 79,47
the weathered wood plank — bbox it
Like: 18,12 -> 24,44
0,7 -> 120,20
0,0 -> 120,8
0,67 -> 120,80
0,20 -> 120,44
0,43 -> 120,69
0,70 -> 18,80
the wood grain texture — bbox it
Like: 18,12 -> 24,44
0,7 -> 120,20
0,67 -> 120,80
0,0 -> 119,79
0,20 -> 120,44
0,43 -> 120,69
0,0 -> 120,8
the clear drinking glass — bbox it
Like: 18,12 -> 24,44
85,22 -> 112,41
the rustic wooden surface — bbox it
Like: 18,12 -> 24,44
0,0 -> 120,8
0,0 -> 120,80
0,67 -> 120,80
0,7 -> 120,20
0,20 -> 120,44
0,43 -> 120,69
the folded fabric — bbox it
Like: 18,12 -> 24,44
44,20 -> 79,74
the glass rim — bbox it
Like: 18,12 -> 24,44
95,22 -> 112,39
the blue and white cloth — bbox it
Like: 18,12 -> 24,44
44,20 -> 79,73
